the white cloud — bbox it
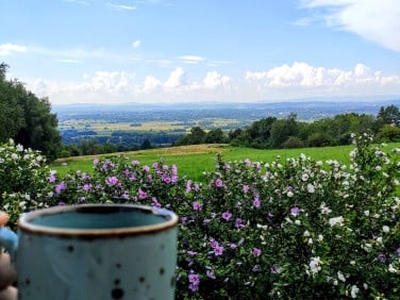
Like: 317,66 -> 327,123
298,0 -> 400,51
0,43 -> 28,56
24,63 -> 400,105
143,76 -> 161,92
245,62 -> 400,87
108,3 -> 136,11
164,67 -> 186,88
178,55 -> 205,64
203,71 -> 230,88
132,40 -> 141,49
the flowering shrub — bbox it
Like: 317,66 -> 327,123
0,140 -> 51,224
1,134 -> 400,299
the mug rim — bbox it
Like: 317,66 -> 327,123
18,204 -> 178,237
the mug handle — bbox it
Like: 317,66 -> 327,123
0,228 -> 18,260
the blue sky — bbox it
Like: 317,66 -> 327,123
1,0 -> 400,105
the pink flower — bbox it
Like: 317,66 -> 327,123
138,188 -> 147,199
253,197 -> 260,208
252,248 -> 262,257
222,212 -> 232,221
214,245 -> 224,256
242,185 -> 250,193
192,201 -> 202,211
215,178 -> 223,187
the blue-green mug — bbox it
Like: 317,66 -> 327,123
0,204 -> 178,300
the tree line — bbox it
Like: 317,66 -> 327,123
174,108 -> 400,149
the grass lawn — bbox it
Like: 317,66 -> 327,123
51,142 -> 400,182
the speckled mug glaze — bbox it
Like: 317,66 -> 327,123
15,204 -> 178,300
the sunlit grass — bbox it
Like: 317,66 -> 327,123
52,142 -> 400,183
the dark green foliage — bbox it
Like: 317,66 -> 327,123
0,63 -> 62,161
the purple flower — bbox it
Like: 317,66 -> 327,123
378,253 -> 386,263
181,216 -> 188,224
138,188 -> 147,199
271,264 -> 280,274
214,245 -> 224,256
82,184 -> 91,192
107,176 -> 119,186
131,160 -> 140,166
55,182 -> 66,195
234,218 -> 244,228
253,197 -> 260,208
203,219 -> 211,225
192,201 -> 202,211
142,165 -> 150,172
215,178 -> 223,187
230,243 -> 237,249
242,185 -> 250,193
252,248 -> 262,257
186,180 -> 192,193
290,206 -> 300,216
93,158 -> 99,165
171,165 -> 178,175
186,250 -> 197,256
222,212 -> 232,221
210,240 -> 219,248
188,274 -> 200,292
48,174 -> 56,183
244,158 -> 251,166
397,248 -> 400,256
58,201 -> 66,206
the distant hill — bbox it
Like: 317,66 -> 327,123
52,98 -> 400,121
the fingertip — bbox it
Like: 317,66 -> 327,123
0,212 -> 9,226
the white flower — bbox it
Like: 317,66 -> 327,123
309,257 -> 321,274
318,234 -> 323,242
295,220 -> 301,225
351,285 -> 359,298
303,230 -> 310,237
337,271 -> 346,282
320,202 -> 332,215
287,191 -> 294,197
301,173 -> 309,181
364,210 -> 370,216
307,183 -> 315,193
328,216 -> 344,227
388,264 -> 397,273
382,226 -> 390,233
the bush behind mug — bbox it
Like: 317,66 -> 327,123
0,204 -> 178,300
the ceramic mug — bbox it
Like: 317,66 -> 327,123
0,204 -> 178,300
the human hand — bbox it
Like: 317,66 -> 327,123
0,212 -> 17,300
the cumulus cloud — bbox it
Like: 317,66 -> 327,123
203,71 -> 230,88
0,43 -> 28,56
164,67 -> 186,88
245,62 -> 400,87
24,63 -> 400,104
143,76 -> 161,92
298,0 -> 400,51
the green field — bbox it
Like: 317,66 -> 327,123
52,142 -> 400,182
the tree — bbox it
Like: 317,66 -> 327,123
205,128 -> 225,143
189,127 -> 207,144
269,114 -> 299,149
0,63 -> 62,161
0,64 -> 25,142
378,105 -> 400,126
